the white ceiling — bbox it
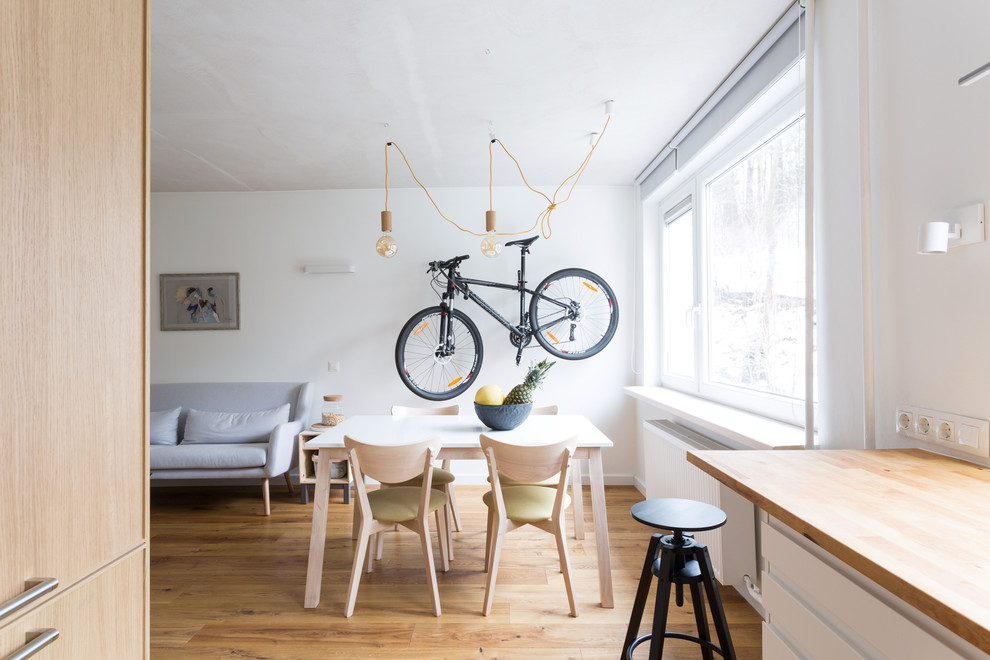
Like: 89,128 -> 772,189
150,0 -> 792,192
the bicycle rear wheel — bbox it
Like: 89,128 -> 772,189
530,268 -> 618,360
395,306 -> 484,400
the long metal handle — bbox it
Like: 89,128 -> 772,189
0,580 -> 58,622
3,629 -> 59,660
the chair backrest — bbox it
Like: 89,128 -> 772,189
480,434 -> 575,488
346,435 -> 441,525
344,435 -> 440,485
391,404 -> 459,417
530,404 -> 558,415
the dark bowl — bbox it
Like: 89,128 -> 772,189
474,402 -> 532,431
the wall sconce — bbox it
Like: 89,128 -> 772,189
959,61 -> 990,87
917,203 -> 986,254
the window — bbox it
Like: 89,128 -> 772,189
659,88 -> 811,425
662,200 -> 695,382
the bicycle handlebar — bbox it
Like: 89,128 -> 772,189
429,254 -> 470,272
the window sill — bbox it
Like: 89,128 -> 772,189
624,386 -> 810,450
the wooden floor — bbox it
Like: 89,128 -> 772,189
150,483 -> 763,659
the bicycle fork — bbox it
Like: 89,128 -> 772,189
437,299 -> 454,358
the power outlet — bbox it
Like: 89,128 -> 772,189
897,404 -> 990,457
935,418 -> 955,444
916,412 -> 935,439
895,409 -> 914,435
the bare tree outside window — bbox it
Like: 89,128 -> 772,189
706,117 -> 806,401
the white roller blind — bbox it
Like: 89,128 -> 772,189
638,2 -> 805,200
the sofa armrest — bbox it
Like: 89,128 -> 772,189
264,420 -> 304,477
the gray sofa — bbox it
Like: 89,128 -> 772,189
150,381 -> 314,515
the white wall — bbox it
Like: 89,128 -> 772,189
151,186 -> 638,481
869,0 -> 990,462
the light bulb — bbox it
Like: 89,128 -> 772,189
480,231 -> 502,258
376,231 -> 398,258
480,210 -> 501,257
376,210 -> 397,257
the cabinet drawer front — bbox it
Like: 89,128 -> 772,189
763,573 -> 866,660
0,550 -> 145,660
763,621 -> 802,660
763,522 -> 968,660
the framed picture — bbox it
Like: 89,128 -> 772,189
160,273 -> 240,331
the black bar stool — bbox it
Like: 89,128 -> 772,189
622,498 -> 737,660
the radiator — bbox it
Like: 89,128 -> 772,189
643,420 -> 761,610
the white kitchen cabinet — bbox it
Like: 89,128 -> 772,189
762,520 -> 984,660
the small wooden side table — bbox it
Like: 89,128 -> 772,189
297,430 -> 351,504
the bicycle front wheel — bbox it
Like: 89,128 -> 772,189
530,268 -> 618,360
395,306 -> 484,401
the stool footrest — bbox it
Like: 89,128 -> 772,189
626,632 -> 726,659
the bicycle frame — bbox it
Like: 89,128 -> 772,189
432,246 -> 575,364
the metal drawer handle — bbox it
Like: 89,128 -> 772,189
4,628 -> 59,660
0,580 -> 58,622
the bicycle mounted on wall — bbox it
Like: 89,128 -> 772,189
395,235 -> 618,400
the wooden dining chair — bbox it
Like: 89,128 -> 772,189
389,404 -> 461,560
499,403 -> 559,482
495,403 -> 582,535
344,435 -> 449,617
480,433 -> 578,617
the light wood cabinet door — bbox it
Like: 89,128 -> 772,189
0,550 -> 146,659
0,0 -> 148,621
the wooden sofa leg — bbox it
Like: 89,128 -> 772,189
262,478 -> 271,516
284,472 -> 295,495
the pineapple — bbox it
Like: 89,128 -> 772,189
504,358 -> 555,405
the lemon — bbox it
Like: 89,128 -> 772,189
474,384 -> 504,405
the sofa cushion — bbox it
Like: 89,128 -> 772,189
150,443 -> 268,470
150,407 -> 182,446
182,404 -> 290,445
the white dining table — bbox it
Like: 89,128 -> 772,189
302,413 -> 615,609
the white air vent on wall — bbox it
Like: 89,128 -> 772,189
303,264 -> 355,274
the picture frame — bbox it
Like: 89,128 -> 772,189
160,273 -> 240,331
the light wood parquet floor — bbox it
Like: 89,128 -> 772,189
150,483 -> 763,659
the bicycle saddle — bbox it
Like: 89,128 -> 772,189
505,235 -> 539,248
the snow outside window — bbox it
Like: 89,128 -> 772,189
659,96 -> 811,426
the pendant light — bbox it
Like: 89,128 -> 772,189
479,134 -> 503,258
376,210 -> 397,258
375,101 -> 614,257
480,210 -> 502,257
376,139 -> 397,258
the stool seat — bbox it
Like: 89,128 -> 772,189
630,498 -> 726,533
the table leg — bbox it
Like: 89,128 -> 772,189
587,447 -> 613,608
571,458 -> 585,540
304,447 -> 333,608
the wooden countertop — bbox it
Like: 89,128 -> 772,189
686,448 -> 990,653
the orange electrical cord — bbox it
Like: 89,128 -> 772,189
383,114 -> 611,239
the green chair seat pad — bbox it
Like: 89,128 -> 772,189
368,486 -> 448,523
483,485 -> 570,524
386,467 -> 455,487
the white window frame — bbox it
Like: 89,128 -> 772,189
659,82 -> 808,425
659,186 -> 698,395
